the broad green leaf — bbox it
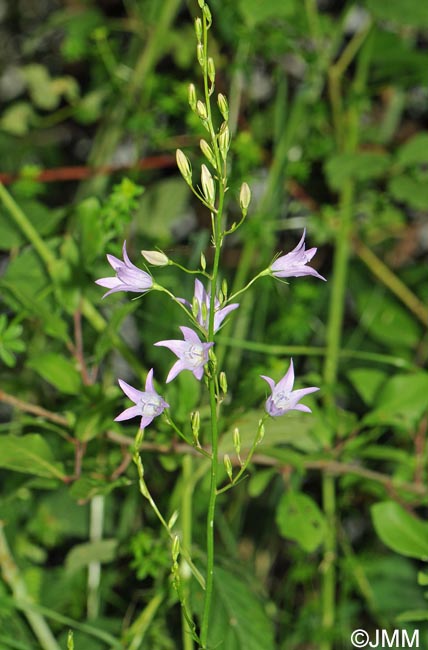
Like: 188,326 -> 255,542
27,353 -> 81,395
276,491 -> 326,552
324,152 -> 390,191
69,476 -> 131,501
0,434 -> 65,479
371,501 -> 428,560
248,468 -> 276,498
0,198 -> 65,249
136,177 -> 190,242
347,368 -> 387,406
396,134 -> 428,167
238,0 -> 295,26
0,102 -> 36,136
364,372 -> 428,429
204,567 -> 275,650
366,0 -> 428,28
66,539 -> 118,573
388,176 -> 428,210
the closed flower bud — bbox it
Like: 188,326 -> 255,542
139,477 -> 150,499
191,411 -> 200,439
217,93 -> 229,121
239,182 -> 251,212
197,100 -> 208,121
221,278 -> 228,300
218,122 -> 230,161
198,0 -> 205,7
224,454 -> 233,481
219,371 -> 228,394
188,83 -> 197,111
168,510 -> 179,530
200,139 -> 217,167
176,149 -> 192,184
200,251 -> 207,271
201,164 -> 215,204
141,250 -> 169,266
196,42 -> 205,67
195,17 -> 202,41
192,295 -> 200,318
208,57 -> 215,83
203,4 -> 212,25
233,427 -> 241,455
257,420 -> 265,444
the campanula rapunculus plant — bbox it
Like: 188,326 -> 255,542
115,369 -> 169,428
261,359 -> 320,416
178,279 -> 239,333
154,326 -> 214,382
270,229 -> 326,281
95,241 -> 153,298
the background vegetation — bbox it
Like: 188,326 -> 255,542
1,0 -> 428,648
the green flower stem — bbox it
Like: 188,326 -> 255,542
164,412 -> 212,458
216,415 -> 268,495
200,6 -> 227,645
133,451 -> 205,590
181,455 -> 195,650
227,269 -> 270,303
168,260 -> 211,279
0,523 -> 61,650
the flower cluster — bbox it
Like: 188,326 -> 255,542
96,230 -> 324,429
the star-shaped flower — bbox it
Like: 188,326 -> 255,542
261,359 -> 319,416
178,279 -> 239,333
96,241 -> 153,298
154,326 -> 214,383
115,369 -> 169,429
270,230 -> 326,281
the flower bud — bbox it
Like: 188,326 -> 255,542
217,93 -> 229,121
172,535 -> 181,562
200,139 -> 217,167
239,182 -> 251,212
198,0 -> 205,7
219,371 -> 228,394
200,251 -> 207,271
141,250 -> 169,266
233,427 -> 241,456
176,149 -> 192,184
197,42 -> 205,67
188,83 -> 197,111
191,411 -> 200,441
207,57 -> 215,84
195,17 -> 202,41
224,454 -> 233,481
203,3 -> 212,25
197,100 -> 208,121
218,122 -> 230,161
201,164 -> 215,205
192,295 -> 200,318
201,301 -> 208,324
221,278 -> 228,300
168,510 -> 179,530
139,477 -> 150,499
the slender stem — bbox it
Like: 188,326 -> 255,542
181,455 -> 195,650
200,7 -> 227,645
87,495 -> 104,620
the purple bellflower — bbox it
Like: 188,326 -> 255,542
178,279 -> 239,333
96,241 -> 153,298
155,326 -> 214,383
270,229 -> 326,281
115,369 -> 169,429
261,359 -> 319,416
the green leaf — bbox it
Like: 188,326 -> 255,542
0,102 -> 36,136
276,491 -> 326,552
205,567 -> 275,650
396,134 -> 428,167
366,0 -> 428,28
364,372 -> 428,430
371,501 -> 428,560
237,0 -> 295,26
27,352 -> 81,395
347,368 -> 387,406
65,539 -> 118,573
248,468 -> 276,498
0,434 -> 66,479
69,476 -> 131,501
324,152 -> 390,191
388,176 -> 428,210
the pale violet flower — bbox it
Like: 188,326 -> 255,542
155,326 -> 214,383
261,359 -> 319,416
96,241 -> 153,298
271,229 -> 326,281
115,369 -> 169,429
178,279 -> 239,332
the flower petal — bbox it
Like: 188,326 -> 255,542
260,374 -> 276,391
166,359 -> 188,383
118,379 -> 144,404
276,359 -> 295,394
145,368 -> 155,393
180,326 -> 202,344
114,405 -> 141,421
